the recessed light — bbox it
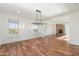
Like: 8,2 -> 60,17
17,10 -> 21,14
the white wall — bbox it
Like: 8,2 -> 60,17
69,11 -> 79,45
0,12 -> 56,45
46,24 -> 56,35
64,23 -> 69,35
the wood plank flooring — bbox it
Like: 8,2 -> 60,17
0,35 -> 79,56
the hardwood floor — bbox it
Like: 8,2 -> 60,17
0,35 -> 79,56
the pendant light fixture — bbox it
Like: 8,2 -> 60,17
32,10 -> 46,34
32,10 -> 45,25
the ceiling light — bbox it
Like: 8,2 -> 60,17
32,10 -> 45,25
17,10 -> 21,14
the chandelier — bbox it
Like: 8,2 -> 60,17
32,10 -> 46,33
32,10 -> 45,25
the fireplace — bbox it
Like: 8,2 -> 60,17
56,24 -> 65,35
59,29 -> 63,34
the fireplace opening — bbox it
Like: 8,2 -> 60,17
59,29 -> 63,34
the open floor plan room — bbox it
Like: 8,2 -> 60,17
0,3 -> 79,56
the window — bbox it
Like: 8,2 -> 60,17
8,19 -> 19,35
9,23 -> 18,28
32,24 -> 38,32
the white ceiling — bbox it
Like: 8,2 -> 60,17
0,3 -> 79,19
